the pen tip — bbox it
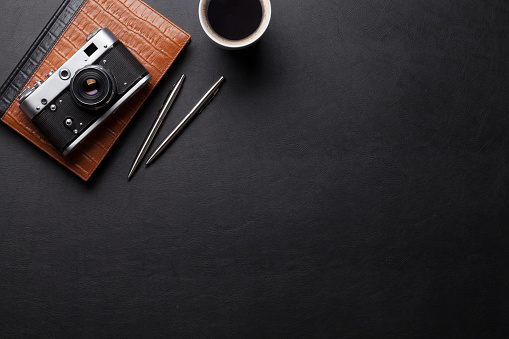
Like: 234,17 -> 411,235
146,151 -> 159,166
127,166 -> 136,180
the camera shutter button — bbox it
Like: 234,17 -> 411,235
34,80 -> 43,88
86,28 -> 102,41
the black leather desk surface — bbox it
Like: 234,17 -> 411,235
1,0 -> 508,337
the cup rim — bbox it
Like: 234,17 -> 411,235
198,0 -> 272,49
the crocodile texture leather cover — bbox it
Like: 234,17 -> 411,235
0,0 -> 190,181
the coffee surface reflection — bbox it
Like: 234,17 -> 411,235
207,0 -> 263,41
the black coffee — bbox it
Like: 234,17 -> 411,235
207,0 -> 263,41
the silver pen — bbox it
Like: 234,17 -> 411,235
128,74 -> 185,180
145,76 -> 225,166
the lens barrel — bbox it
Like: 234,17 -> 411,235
70,65 -> 115,110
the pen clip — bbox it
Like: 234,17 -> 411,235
198,87 -> 220,114
158,83 -> 177,112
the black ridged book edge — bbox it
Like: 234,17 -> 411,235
0,0 -> 87,117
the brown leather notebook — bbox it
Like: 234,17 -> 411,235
0,0 -> 190,181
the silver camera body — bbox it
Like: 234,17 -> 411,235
18,28 -> 152,155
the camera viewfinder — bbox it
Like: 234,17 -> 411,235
84,43 -> 98,57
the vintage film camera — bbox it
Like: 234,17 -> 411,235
18,28 -> 152,155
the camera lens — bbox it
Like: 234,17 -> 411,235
70,65 -> 115,110
83,78 -> 99,96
